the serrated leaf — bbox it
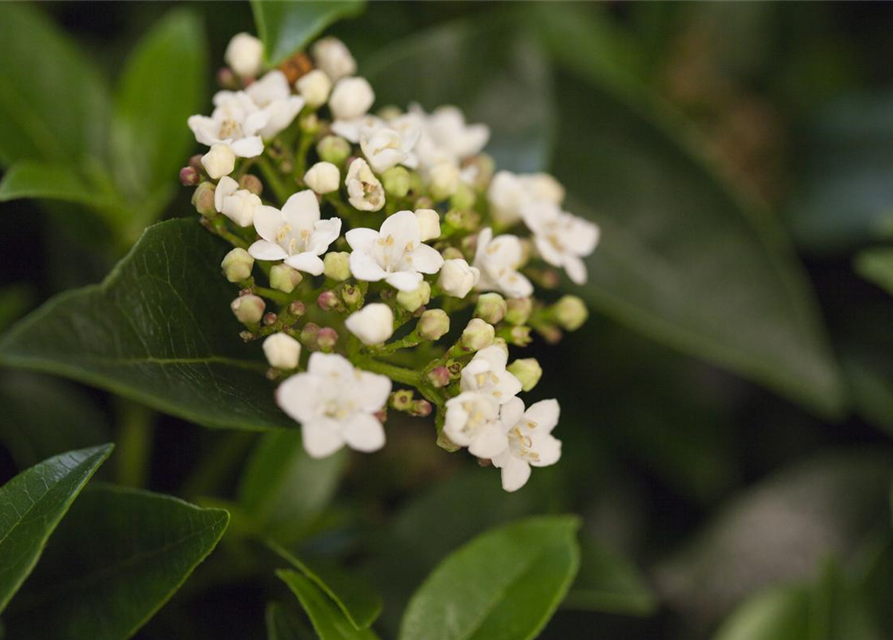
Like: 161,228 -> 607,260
252,0 -> 365,66
0,444 -> 113,614
3,484 -> 229,640
278,570 -> 380,640
0,218 -> 292,431
399,516 -> 580,640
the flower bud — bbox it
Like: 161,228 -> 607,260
239,173 -> 263,195
382,166 -> 411,198
311,36 -> 356,82
317,290 -> 339,312
345,303 -> 394,345
492,337 -> 509,356
225,32 -> 264,78
288,300 -> 306,317
446,359 -> 463,379
300,113 -> 320,135
445,208 -> 481,232
263,312 -> 278,326
428,162 -> 460,201
317,327 -> 338,352
263,333 -> 301,370
450,183 -> 476,210
270,264 -> 303,293
201,144 -> 235,179
296,69 -> 332,108
461,318 -> 495,351
438,259 -> 480,298
304,162 -> 340,194
317,135 -> 351,166
414,209 -> 441,242
427,366 -> 451,388
191,182 -> 217,216
504,325 -> 532,347
475,293 -> 506,324
411,400 -> 432,417
329,77 -> 374,121
553,295 -> 588,331
505,297 -> 532,326
390,389 -> 414,411
300,322 -> 320,349
396,281 -> 430,313
507,358 -> 542,392
418,309 -> 450,341
465,154 -> 495,190
323,251 -> 351,281
216,67 -> 238,90
341,284 -> 362,307
221,248 -> 254,283
231,294 -> 265,325
179,166 -> 200,186
345,158 -> 385,211
441,247 -> 464,261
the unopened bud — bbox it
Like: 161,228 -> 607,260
427,366 -> 451,388
288,300 -> 306,317
304,162 -> 340,194
505,298 -> 532,326
553,295 -> 588,331
239,173 -> 263,195
341,284 -> 362,307
461,318 -> 495,351
201,144 -> 235,179
441,247 -> 464,261
231,294 -> 265,325
504,325 -> 532,346
179,166 -> 200,186
263,332 -> 302,370
263,312 -> 278,326
538,324 -> 563,344
300,322 -> 320,349
382,166 -> 411,198
374,408 -> 388,423
445,208 -> 481,232
345,303 -> 393,345
475,293 -> 506,324
507,358 -> 542,392
317,327 -> 338,352
492,337 -> 509,356
450,183 -> 476,210
414,208 -> 441,242
192,182 -> 217,216
323,251 -> 351,281
317,290 -> 340,311
188,154 -> 204,172
428,162 -> 460,201
397,281 -> 430,312
270,264 -> 303,293
221,248 -> 254,283
410,400 -> 432,417
225,32 -> 263,78
216,66 -> 238,90
296,69 -> 332,108
390,389 -> 414,411
418,309 -> 450,341
446,359 -> 463,379
317,135 -> 351,166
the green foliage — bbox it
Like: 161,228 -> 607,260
279,570 -> 381,640
252,0 -> 365,65
266,602 -> 315,640
854,247 -> 893,295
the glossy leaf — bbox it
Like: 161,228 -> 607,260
278,570 -> 381,640
266,602 -> 315,640
4,484 -> 229,640
0,445 -> 112,614
399,516 -> 580,640
252,0 -> 365,66
0,219 -> 293,431
0,285 -> 32,333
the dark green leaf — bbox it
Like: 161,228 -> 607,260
854,247 -> 893,296
399,516 -> 580,640
713,585 -> 812,640
0,219 -> 293,431
364,18 -> 555,173
0,3 -> 109,166
266,602 -> 315,640
0,285 -> 33,333
0,444 -> 113,614
4,484 -> 229,640
278,570 -> 380,640
252,0 -> 365,66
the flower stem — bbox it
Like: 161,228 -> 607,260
257,155 -> 293,205
354,355 -> 420,387
115,399 -> 154,488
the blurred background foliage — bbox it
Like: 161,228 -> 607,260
2,2 -> 893,639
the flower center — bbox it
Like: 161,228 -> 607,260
218,118 -> 243,140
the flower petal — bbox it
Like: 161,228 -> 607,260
345,227 -> 380,252
302,419 -> 346,458
282,190 -> 321,231
499,456 -> 531,492
353,371 -> 393,411
229,136 -> 265,158
252,204 -> 283,243
275,373 -> 320,423
379,209 -> 420,249
385,270 -> 423,292
500,396 -> 525,428
564,255 -> 588,285
284,252 -> 325,275
530,434 -> 561,467
349,250 -> 388,282
249,239 -> 289,261
408,243 -> 444,274
524,399 -> 561,434
342,413 -> 386,452
309,218 -> 342,254
468,422 -> 508,460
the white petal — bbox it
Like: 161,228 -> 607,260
284,252 -> 325,275
350,250 -> 388,282
499,456 -> 532,492
308,218 -> 342,254
379,210 -> 420,248
342,413 -> 386,453
275,373 -> 320,423
475,345 -> 508,371
564,255 -> 588,285
408,243 -> 444,274
524,399 -> 561,434
214,176 -> 239,212
353,371 -> 393,411
345,227 -> 380,252
282,190 -> 321,231
249,239 -> 289,261
302,419 -> 346,458
307,352 -> 354,378
468,422 -> 509,460
253,204 -> 284,243
530,434 -> 561,467
385,270 -> 423,292
500,396 -> 525,428
229,136 -> 265,158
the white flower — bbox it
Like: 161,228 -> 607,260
493,397 -> 561,492
345,158 -> 385,211
201,144 -> 235,179
428,162 -> 460,200
460,345 -> 522,405
414,209 -> 440,242
248,191 -> 341,275
296,69 -> 332,108
263,333 -> 301,370
245,70 -> 305,139
358,116 -> 421,173
487,171 -> 566,226
225,32 -> 264,78
444,392 -> 507,459
311,36 -> 356,83
304,162 -> 340,194
345,303 -> 394,345
214,176 -> 261,227
438,259 -> 480,298
411,104 -> 489,169
276,353 -> 391,458
521,201 -> 600,285
188,91 -> 267,157
346,210 -> 444,291
473,228 -> 534,298
329,77 -> 374,121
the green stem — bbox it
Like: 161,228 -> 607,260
253,285 -> 291,306
115,399 -> 154,488
354,356 -> 421,387
257,155 -> 293,205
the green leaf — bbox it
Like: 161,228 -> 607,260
398,516 -> 581,640
713,585 -> 812,640
252,0 -> 365,66
3,484 -> 229,640
111,9 -> 207,224
278,570 -> 381,640
0,161 -> 124,220
0,285 -> 33,333
0,444 -> 113,614
266,602 -> 315,640
363,18 -> 555,173
854,247 -> 893,296
269,541 -> 382,630
562,536 -> 656,616
238,430 -> 347,543
0,218 -> 293,431
0,3 -> 109,166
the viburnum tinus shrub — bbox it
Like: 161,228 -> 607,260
184,31 -> 599,493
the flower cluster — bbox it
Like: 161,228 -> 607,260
181,32 -> 599,492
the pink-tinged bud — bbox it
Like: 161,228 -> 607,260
263,312 -> 278,326
505,297 -> 533,326
317,290 -> 339,311
300,322 -> 320,349
540,269 -> 561,289
317,327 -> 338,352
192,182 -> 217,216
477,457 -> 493,468
216,66 -> 238,89
231,294 -> 265,326
427,366 -> 451,388
188,154 -> 203,171
411,400 -> 432,417
505,325 -> 531,347
374,408 -> 388,423
288,300 -> 306,317
179,166 -> 200,186
418,309 -> 450,341
239,173 -> 263,195
474,293 -> 506,324
390,389 -> 414,411
538,324 -> 563,344
239,330 -> 255,342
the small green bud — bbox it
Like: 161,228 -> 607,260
382,166 -> 411,199
507,358 -> 542,392
410,399 -> 432,417
231,294 -> 265,325
450,183 -> 476,210
505,297 -> 533,325
474,293 -> 506,324
323,251 -> 351,281
397,281 -> 431,312
418,309 -> 450,341
445,208 -> 481,232
317,135 -> 351,166
317,290 -> 340,312
221,248 -> 254,283
390,389 -> 414,411
461,318 -> 495,351
441,247 -> 465,261
341,284 -> 362,307
300,322 -> 320,349
192,182 -> 216,216
269,264 -> 303,293
553,295 -> 588,331
317,327 -> 338,352
428,162 -> 460,201
239,173 -> 263,196
504,325 -> 532,346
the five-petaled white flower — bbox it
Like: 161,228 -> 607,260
473,228 -> 534,298
344,158 -> 385,211
188,91 -> 267,158
488,171 -> 566,226
249,191 -> 341,275
443,391 -> 508,459
460,346 -> 522,405
244,70 -> 305,140
359,117 -> 422,174
521,201 -> 600,285
492,397 -> 561,492
215,176 -> 261,227
411,104 -> 490,169
346,210 -> 444,291
277,353 -> 391,458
